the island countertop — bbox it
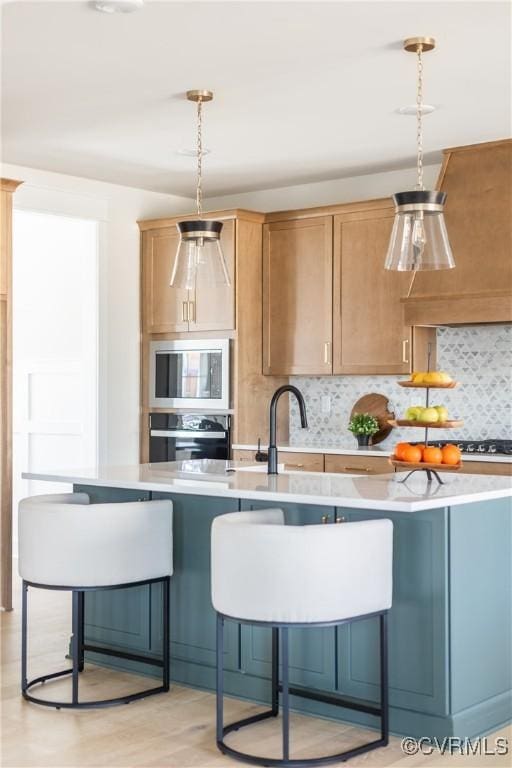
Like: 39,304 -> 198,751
23,459 -> 512,513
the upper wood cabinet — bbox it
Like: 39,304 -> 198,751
333,206 -> 413,375
141,219 -> 235,333
404,139 -> 512,325
263,217 -> 333,375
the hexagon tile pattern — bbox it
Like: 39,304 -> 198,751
289,325 -> 512,449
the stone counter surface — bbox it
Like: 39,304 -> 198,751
24,459 -> 512,513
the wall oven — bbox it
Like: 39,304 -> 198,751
149,413 -> 231,463
149,339 -> 230,410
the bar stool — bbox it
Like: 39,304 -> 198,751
18,492 -> 173,709
211,509 -> 393,766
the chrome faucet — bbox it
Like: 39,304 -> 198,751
268,385 -> 308,474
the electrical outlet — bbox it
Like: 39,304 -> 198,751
321,395 -> 331,414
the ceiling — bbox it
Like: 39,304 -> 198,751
2,1 -> 510,196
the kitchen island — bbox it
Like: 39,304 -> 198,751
24,460 -> 512,740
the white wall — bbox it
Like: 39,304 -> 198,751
2,162 -> 192,465
205,164 -> 442,212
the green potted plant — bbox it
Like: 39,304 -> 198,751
348,412 -> 379,447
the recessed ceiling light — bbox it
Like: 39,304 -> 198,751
93,0 -> 144,14
397,104 -> 436,116
176,148 -> 211,157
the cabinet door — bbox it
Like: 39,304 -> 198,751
239,500 -> 336,691
152,492 -> 240,672
190,219 -> 236,332
333,210 -> 412,374
142,228 -> 190,333
336,507 -> 449,716
324,454 -> 392,475
263,217 -> 333,375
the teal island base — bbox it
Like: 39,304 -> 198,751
74,485 -> 512,740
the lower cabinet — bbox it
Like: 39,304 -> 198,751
336,507 -> 449,715
80,488 -> 449,721
325,454 -> 392,475
82,487 -> 153,653
239,500 -> 337,691
152,492 -> 240,671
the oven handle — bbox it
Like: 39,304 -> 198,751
150,429 -> 227,439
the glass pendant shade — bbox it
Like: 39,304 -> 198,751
385,190 -> 454,271
171,220 -> 231,290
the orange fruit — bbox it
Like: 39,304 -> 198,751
402,445 -> 422,463
395,442 -> 411,461
422,447 -> 443,464
442,444 -> 461,465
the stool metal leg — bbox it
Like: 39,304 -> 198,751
281,627 -> 290,762
271,626 -> 279,716
78,591 -> 85,673
216,611 -> 390,767
21,581 -> 28,693
163,576 -> 170,691
22,577 -> 171,709
380,612 -> 389,744
216,613 -> 224,745
71,591 -> 80,705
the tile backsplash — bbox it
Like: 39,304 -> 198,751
289,325 -> 512,448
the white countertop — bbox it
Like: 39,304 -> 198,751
23,460 -> 512,514
232,443 -> 512,464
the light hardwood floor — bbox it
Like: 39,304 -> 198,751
1,573 -> 510,768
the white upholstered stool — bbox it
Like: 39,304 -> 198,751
211,509 -> 393,766
18,492 -> 173,709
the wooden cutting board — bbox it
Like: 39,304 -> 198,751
350,393 -> 395,445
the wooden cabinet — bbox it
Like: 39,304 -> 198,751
263,217 -> 333,375
459,461 -> 512,477
141,219 -> 235,333
404,139 -> 512,325
232,448 -> 323,472
325,454 -> 392,475
262,203 -> 436,377
333,206 -> 413,374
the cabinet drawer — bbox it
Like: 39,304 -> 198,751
325,454 -> 392,475
232,449 -> 258,463
279,451 -> 324,472
233,449 -> 324,472
459,461 -> 512,476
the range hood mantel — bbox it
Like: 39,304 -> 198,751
402,139 -> 512,327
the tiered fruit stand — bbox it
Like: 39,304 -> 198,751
388,364 -> 463,484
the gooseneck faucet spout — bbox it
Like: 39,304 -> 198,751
268,385 -> 308,474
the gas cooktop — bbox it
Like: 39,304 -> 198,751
411,439 -> 512,456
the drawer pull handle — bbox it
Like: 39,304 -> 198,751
342,466 -> 372,473
324,342 -> 331,365
182,301 -> 189,322
402,338 -> 409,364
335,516 -> 346,523
284,463 -> 305,469
189,300 -> 195,322
321,514 -> 330,524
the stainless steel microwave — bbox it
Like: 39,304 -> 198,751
149,339 -> 230,410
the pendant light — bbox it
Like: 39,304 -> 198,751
171,90 -> 230,290
385,38 -> 455,271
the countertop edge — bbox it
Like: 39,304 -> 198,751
22,470 -> 512,514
